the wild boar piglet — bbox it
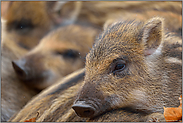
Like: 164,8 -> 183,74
72,17 -> 182,121
12,24 -> 99,90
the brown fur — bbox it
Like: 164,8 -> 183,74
1,1 -> 82,50
1,29 -> 38,121
8,69 -> 150,122
2,1 -> 181,50
73,17 -> 182,121
2,1 -> 182,122
79,1 -> 182,26
103,10 -> 182,37
12,24 -> 99,90
50,1 -> 82,26
78,1 -> 182,26
8,69 -> 86,122
8,17 -> 182,122
2,1 -> 53,50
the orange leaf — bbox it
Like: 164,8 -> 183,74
24,112 -> 39,122
164,95 -> 182,122
164,107 -> 182,122
24,117 -> 36,122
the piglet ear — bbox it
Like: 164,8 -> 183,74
142,17 -> 164,56
50,1 -> 82,25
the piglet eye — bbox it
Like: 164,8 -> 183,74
16,23 -> 30,30
111,59 -> 126,74
55,49 -> 80,59
63,49 -> 80,58
115,64 -> 125,71
15,19 -> 34,30
7,19 -> 34,34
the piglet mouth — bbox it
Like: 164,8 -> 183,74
72,101 -> 98,118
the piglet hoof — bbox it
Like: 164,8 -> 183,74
146,113 -> 165,122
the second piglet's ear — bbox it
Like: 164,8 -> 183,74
142,17 -> 164,56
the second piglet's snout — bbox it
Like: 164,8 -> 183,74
11,53 -> 49,90
12,59 -> 29,81
12,53 -> 44,80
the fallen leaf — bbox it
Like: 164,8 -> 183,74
164,95 -> 182,122
24,118 -> 36,122
24,112 -> 39,122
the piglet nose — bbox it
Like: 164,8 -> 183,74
72,101 -> 95,118
12,60 -> 29,80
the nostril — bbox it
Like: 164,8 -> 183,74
72,103 -> 95,118
83,109 -> 93,116
12,60 -> 27,80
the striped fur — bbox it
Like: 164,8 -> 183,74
1,32 -> 38,121
9,68 -> 85,122
12,24 -> 99,90
8,68 -> 156,122
9,17 -> 182,122
78,1 -> 182,36
73,17 -> 182,121
2,1 -> 82,50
